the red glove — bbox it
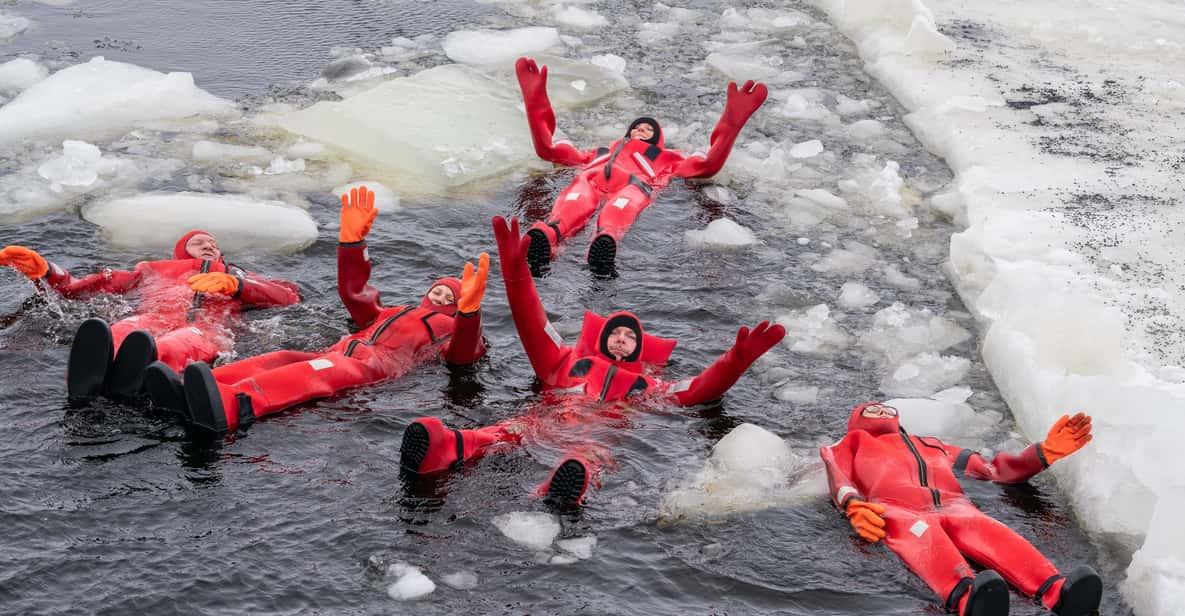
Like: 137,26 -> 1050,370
340,185 -> 378,243
1040,413 -> 1093,464
187,272 -> 240,295
0,245 -> 49,280
515,57 -> 557,133
492,216 -> 532,282
721,80 -> 769,129
727,320 -> 786,370
847,500 -> 887,543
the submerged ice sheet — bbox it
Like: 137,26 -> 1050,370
0,57 -> 234,146
81,192 -> 317,255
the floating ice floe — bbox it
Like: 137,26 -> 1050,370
82,192 -> 317,255
777,304 -> 850,356
0,57 -> 235,146
440,571 -> 478,590
659,423 -> 827,520
774,382 -> 819,404
442,27 -> 561,65
685,218 -> 758,248
385,562 -> 435,600
493,512 -> 560,552
810,241 -> 878,275
554,5 -> 607,29
789,139 -> 824,159
720,7 -> 814,33
837,281 -> 879,310
858,302 -> 970,365
0,13 -> 30,41
881,352 -> 971,398
705,53 -> 781,82
636,22 -> 680,45
0,58 -> 48,95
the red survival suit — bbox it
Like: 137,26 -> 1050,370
821,404 -> 1071,614
515,57 -> 768,269
399,216 -> 784,505
41,230 -> 300,371
189,239 -> 486,433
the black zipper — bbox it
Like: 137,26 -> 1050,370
603,139 -> 631,181
597,365 -> 619,401
186,259 -> 213,322
344,306 -> 414,357
900,429 -> 942,509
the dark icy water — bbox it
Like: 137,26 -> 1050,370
0,1 -> 1130,614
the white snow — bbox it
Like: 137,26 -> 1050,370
81,193 -> 317,255
492,511 -> 560,551
837,281 -> 879,310
553,6 -> 607,29
385,563 -> 435,600
685,218 -> 758,248
442,27 -> 561,65
0,58 -> 48,95
777,304 -> 850,356
0,57 -> 234,146
816,0 -> 1185,611
659,423 -> 827,520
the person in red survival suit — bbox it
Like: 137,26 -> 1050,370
821,402 -> 1102,616
513,56 -> 768,277
397,215 -> 785,507
0,231 -> 301,404
140,186 -> 491,436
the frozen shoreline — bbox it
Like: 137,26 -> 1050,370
812,0 -> 1185,613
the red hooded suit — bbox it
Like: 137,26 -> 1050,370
43,230 -> 300,371
178,239 -> 486,434
821,404 -> 1074,614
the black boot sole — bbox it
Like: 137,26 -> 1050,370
1055,567 -> 1102,616
587,235 -> 617,279
67,318 -> 113,404
545,459 -> 587,508
108,330 -> 157,403
526,229 -> 551,277
183,363 -> 228,434
144,361 -> 187,419
400,422 -> 431,475
965,571 -> 1009,616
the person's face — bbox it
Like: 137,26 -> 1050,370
861,403 -> 898,419
185,234 -> 222,260
606,326 -> 638,360
428,284 -> 455,306
629,122 -> 655,141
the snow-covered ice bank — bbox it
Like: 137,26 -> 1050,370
814,0 -> 1185,612
81,193 -> 317,255
0,57 -> 234,146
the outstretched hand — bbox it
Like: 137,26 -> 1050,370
340,185 -> 378,243
0,245 -> 48,280
723,80 -> 769,126
515,57 -> 549,101
491,216 -> 532,280
847,500 -> 887,543
457,252 -> 490,314
730,320 -> 786,367
1041,412 -> 1093,464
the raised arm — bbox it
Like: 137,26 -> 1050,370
1,245 -> 142,298
515,57 -> 598,167
951,413 -> 1093,484
675,80 -> 768,179
668,320 -> 785,406
821,434 -> 887,543
492,216 -> 572,385
442,253 -> 489,365
337,186 -> 383,328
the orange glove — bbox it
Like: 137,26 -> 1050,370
1040,412 -> 1093,464
0,245 -> 49,279
340,185 -> 378,243
457,252 -> 490,314
187,272 -> 240,295
846,500 -> 887,543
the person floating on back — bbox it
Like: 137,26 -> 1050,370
821,402 -> 1101,616
513,56 -> 768,277
0,231 -> 300,404
144,186 -> 489,435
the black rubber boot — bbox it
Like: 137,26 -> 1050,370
67,318 -> 114,404
183,362 -> 228,434
526,229 -> 552,277
144,361 -> 187,418
108,330 -> 157,403
587,234 -> 617,278
1052,566 -> 1102,616
544,459 -> 589,509
400,422 -> 431,475
964,570 -> 1009,616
